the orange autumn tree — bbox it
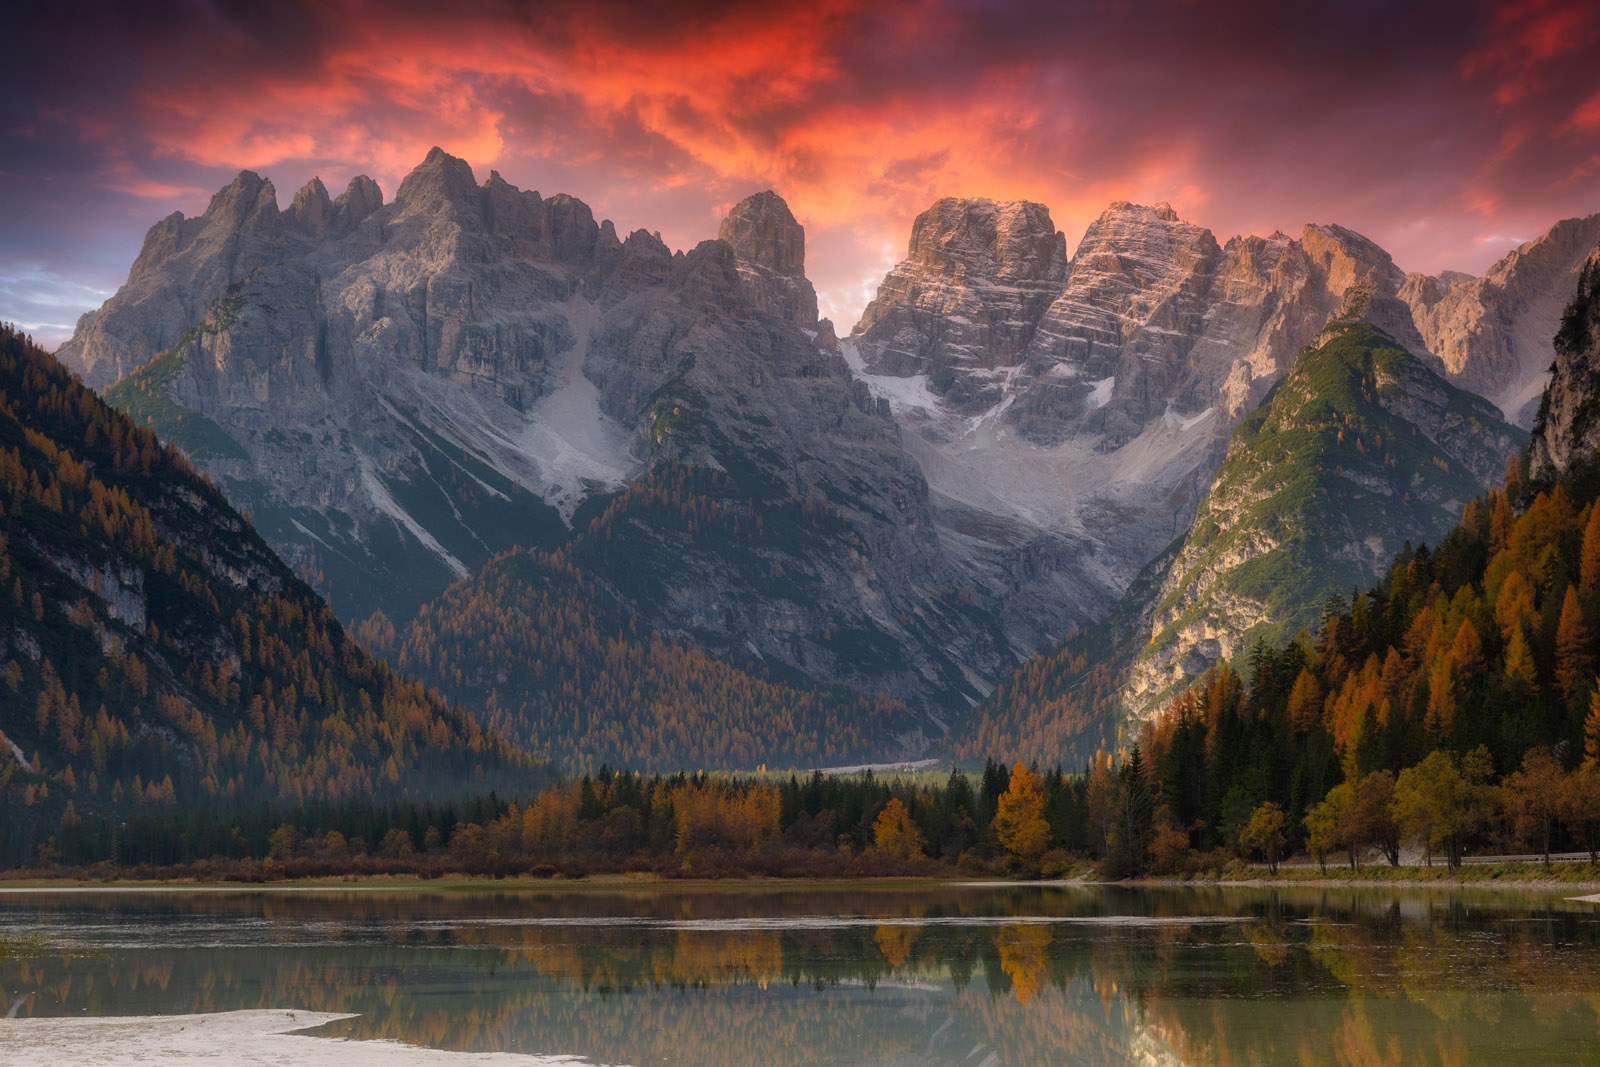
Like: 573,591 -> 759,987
993,762 -> 1051,862
871,797 -> 926,860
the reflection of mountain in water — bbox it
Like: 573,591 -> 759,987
3,887 -> 1600,1066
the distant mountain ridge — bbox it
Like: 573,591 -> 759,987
849,198 -> 1599,614
57,150 -> 1084,733
54,150 -> 1597,766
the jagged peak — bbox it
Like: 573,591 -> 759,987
394,147 -> 480,213
719,189 -> 806,277
293,175 -> 329,203
343,174 -> 381,202
204,170 -> 275,220
285,177 -> 332,234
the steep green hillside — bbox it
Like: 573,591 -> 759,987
0,324 -> 525,864
950,324 -> 1525,765
1123,323 -> 1525,716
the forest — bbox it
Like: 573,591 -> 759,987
10,264 -> 1600,882
1124,452 -> 1600,875
0,324 -> 528,868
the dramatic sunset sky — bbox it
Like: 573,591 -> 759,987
4,0 -> 1599,348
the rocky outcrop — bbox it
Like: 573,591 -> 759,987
1528,254 -> 1600,480
717,190 -> 819,330
853,198 -> 1069,409
1403,214 -> 1600,425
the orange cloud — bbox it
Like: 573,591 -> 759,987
5,0 -> 1600,340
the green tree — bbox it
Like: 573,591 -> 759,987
1303,795 -> 1340,875
1393,747 -> 1499,869
1240,801 -> 1288,874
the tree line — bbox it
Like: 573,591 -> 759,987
1113,450 -> 1600,876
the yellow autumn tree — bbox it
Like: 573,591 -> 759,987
993,762 -> 1051,861
1586,684 -> 1600,765
1504,625 -> 1539,690
1286,667 -> 1323,733
871,797 -> 926,860
1581,503 -> 1600,594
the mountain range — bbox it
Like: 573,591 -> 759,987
49,148 -> 1600,765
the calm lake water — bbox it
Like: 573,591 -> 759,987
2,883 -> 1599,1065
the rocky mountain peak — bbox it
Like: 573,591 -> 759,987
201,170 -> 282,240
1073,200 -> 1219,281
333,175 -> 383,231
1103,200 -> 1181,224
393,146 -> 482,219
719,190 -> 805,276
1301,223 -> 1401,285
1399,212 -> 1600,422
849,196 -> 1067,402
899,197 -> 1067,283
286,176 -> 332,235
717,190 -> 818,327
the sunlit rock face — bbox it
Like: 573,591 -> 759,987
853,196 -> 1070,408
1403,214 -> 1600,427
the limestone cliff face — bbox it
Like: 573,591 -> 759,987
716,190 -> 820,331
1403,214 -> 1600,425
59,153 -> 1078,723
1528,254 -> 1600,480
853,197 -> 1069,408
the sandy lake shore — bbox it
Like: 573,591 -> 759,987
0,1010 -> 612,1066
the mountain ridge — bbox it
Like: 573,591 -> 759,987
53,151 -> 1596,762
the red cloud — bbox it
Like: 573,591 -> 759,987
5,0 -> 1600,335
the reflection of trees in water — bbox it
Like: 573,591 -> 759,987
4,889 -> 1600,1065
994,925 -> 1050,1003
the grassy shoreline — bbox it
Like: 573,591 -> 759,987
3,861 -> 1600,895
1134,858 -> 1600,893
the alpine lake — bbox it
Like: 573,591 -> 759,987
2,882 -> 1599,1065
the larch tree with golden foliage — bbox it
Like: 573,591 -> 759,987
1555,585 -> 1591,702
871,797 -> 926,861
993,762 -> 1050,862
